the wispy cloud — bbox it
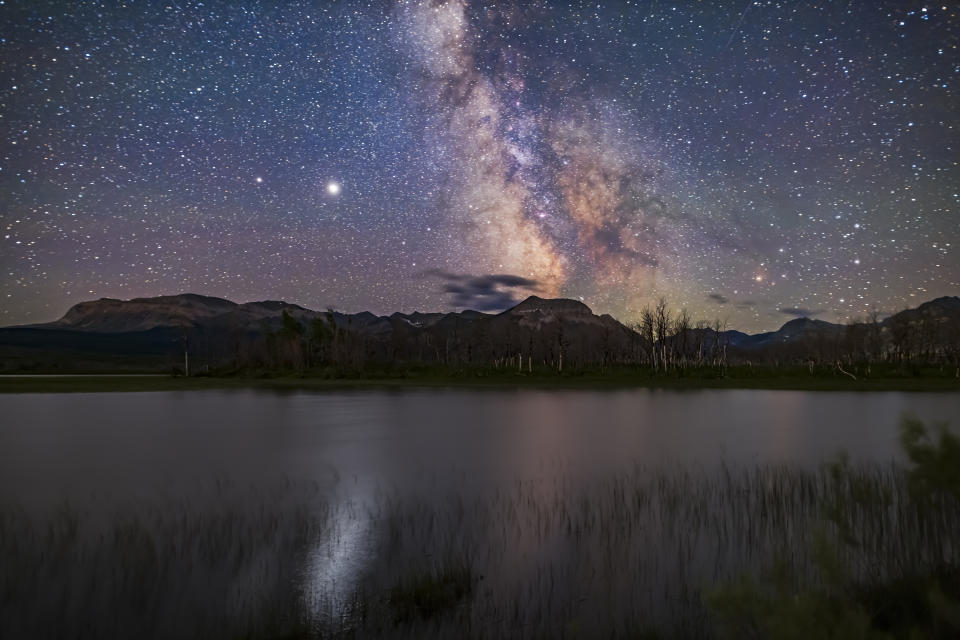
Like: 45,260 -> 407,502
778,306 -> 824,317
425,270 -> 540,311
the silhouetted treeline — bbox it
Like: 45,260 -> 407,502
183,297 -> 960,377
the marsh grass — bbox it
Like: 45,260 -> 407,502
706,418 -> 960,639
343,460 -> 957,638
2,424 -> 958,638
0,482 -> 330,640
387,559 -> 475,623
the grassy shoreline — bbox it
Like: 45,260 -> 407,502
1,368 -> 958,393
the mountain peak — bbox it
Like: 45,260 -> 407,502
777,317 -> 838,332
779,316 -> 815,329
507,296 -> 593,315
56,293 -> 239,332
133,293 -> 236,307
243,300 -> 307,312
919,296 -> 960,312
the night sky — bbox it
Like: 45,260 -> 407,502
2,1 -> 958,331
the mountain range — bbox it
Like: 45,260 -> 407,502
0,293 -> 957,372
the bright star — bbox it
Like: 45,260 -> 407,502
327,181 -> 341,196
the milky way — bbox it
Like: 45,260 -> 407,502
1,1 -> 958,330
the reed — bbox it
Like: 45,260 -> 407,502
2,420 -> 956,639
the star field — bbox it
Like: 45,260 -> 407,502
1,1 -> 958,331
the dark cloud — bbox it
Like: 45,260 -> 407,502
707,293 -> 729,304
425,270 -> 540,312
737,300 -> 757,308
779,307 -> 824,317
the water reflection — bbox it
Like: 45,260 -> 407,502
302,496 -> 374,624
1,389 -> 958,637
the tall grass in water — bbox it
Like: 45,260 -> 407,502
353,458 -> 956,638
0,481 -> 332,639
708,416 -> 960,639
2,418 -> 958,638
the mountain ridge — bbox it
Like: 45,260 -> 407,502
1,293 -> 957,372
13,292 -> 960,341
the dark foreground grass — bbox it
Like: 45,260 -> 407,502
3,419 -> 959,639
388,560 -> 475,623
2,364 -> 959,393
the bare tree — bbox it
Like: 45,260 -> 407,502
280,309 -> 306,371
638,306 -> 655,369
888,310 -> 912,364
843,316 -> 866,366
711,317 -> 728,371
673,308 -> 691,368
694,320 -> 708,366
866,309 -> 884,364
653,297 -> 671,371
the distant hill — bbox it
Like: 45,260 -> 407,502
732,317 -> 845,350
0,293 -> 957,372
883,296 -> 960,326
43,293 -> 309,333
0,293 -> 637,371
